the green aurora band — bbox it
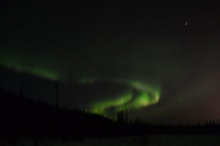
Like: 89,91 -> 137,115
0,52 -> 59,80
87,79 -> 160,118
0,54 -> 160,119
0,62 -> 58,80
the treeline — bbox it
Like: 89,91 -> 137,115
0,88 -> 115,142
116,110 -> 220,135
1,88 -> 220,144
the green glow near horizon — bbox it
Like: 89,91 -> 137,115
0,51 -> 160,119
0,62 -> 58,80
91,91 -> 133,115
85,78 -> 160,119
18,66 -> 58,80
1,61 -> 160,115
0,51 -> 59,80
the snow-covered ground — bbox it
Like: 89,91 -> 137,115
2,135 -> 220,146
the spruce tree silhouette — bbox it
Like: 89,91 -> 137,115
125,110 -> 128,124
55,80 -> 59,107
117,110 -> 125,123
19,83 -> 25,97
68,68 -> 71,108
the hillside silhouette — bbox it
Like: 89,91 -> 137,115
1,87 -> 220,144
0,88 -> 117,142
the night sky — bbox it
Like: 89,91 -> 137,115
1,0 -> 220,124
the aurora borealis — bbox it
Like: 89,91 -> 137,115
1,0 -> 220,124
79,79 -> 160,118
0,50 -> 161,119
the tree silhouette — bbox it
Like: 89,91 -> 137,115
55,80 -> 59,107
68,68 -> 71,108
19,83 -> 25,97
117,110 -> 125,123
125,110 -> 128,124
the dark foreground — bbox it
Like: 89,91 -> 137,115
1,135 -> 220,146
1,88 -> 220,145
